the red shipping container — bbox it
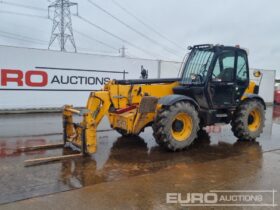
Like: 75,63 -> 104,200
275,90 -> 280,104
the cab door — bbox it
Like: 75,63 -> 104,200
208,51 -> 236,108
235,51 -> 249,101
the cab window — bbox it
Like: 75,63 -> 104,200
236,52 -> 248,82
212,51 -> 235,82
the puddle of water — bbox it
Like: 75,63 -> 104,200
0,106 -> 278,204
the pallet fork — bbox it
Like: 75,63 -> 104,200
23,90 -> 112,166
23,106 -> 91,167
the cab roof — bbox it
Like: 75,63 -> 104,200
190,44 -> 247,54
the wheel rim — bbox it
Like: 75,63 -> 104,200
248,108 -> 261,132
171,112 -> 193,141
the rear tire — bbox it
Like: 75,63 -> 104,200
152,101 -> 200,151
231,99 -> 265,140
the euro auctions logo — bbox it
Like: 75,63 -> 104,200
0,69 -> 48,87
166,190 -> 278,207
0,68 -> 111,90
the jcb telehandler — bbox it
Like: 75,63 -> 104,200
24,44 -> 266,165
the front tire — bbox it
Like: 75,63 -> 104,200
152,101 -> 200,151
231,99 -> 265,140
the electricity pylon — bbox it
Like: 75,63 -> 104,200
48,0 -> 78,52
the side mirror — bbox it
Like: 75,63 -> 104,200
253,70 -> 262,78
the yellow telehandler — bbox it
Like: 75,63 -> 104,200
24,44 -> 266,165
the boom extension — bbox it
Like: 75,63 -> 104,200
62,80 -> 178,155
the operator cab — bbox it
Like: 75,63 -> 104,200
173,44 -> 250,110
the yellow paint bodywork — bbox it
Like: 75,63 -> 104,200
63,81 -> 178,154
242,81 -> 256,99
106,81 -> 179,135
106,81 -> 179,109
62,79 -> 257,154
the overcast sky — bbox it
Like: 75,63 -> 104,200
0,0 -> 279,78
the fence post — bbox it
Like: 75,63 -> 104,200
123,70 -> 126,79
157,60 -> 162,78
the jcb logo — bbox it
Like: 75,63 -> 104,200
0,69 -> 48,87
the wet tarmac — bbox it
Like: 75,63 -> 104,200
0,106 -> 280,209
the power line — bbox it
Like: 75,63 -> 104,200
77,15 -> 159,58
111,0 -> 185,52
0,3 -> 111,52
0,30 -> 48,45
0,28 -> 119,55
0,34 -> 47,46
74,29 -> 119,51
0,28 -> 117,55
0,6 -> 158,58
0,9 -> 121,54
0,1 -> 47,12
78,46 -> 118,55
87,0 -> 180,58
0,30 -> 48,44
0,9 -> 47,19
0,9 -> 151,57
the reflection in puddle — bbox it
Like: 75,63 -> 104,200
0,139 -> 47,157
58,133 -> 263,188
0,130 -> 264,204
273,105 -> 280,124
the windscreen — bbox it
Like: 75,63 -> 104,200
181,49 -> 214,84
